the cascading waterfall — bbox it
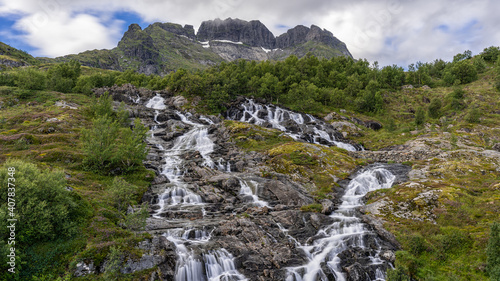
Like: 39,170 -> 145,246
146,96 -> 248,281
286,166 -> 396,281
229,99 -> 359,152
144,95 -> 399,280
238,179 -> 269,208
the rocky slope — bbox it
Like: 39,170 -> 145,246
79,84 -> 412,280
47,18 -> 352,74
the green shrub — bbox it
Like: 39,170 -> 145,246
385,117 -> 397,132
14,68 -> 46,90
47,60 -> 81,93
447,87 -> 466,111
0,159 -> 88,243
488,222 -> 500,280
120,204 -> 149,231
387,266 -> 411,281
415,106 -> 426,126
427,98 -> 442,119
86,91 -> 114,119
103,246 -> 122,281
81,115 -> 120,172
465,106 -> 481,123
109,177 -> 138,213
81,117 -> 148,174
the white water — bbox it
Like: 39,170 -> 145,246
233,99 -> 358,152
238,179 -> 269,208
146,94 -> 167,110
286,166 -> 396,281
164,228 -> 247,281
146,96 -> 247,281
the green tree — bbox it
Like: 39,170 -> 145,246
451,60 -> 478,84
47,60 -> 81,92
115,118 -> 148,171
81,116 -> 120,172
480,46 -> 500,62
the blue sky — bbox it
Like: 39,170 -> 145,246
0,0 -> 499,68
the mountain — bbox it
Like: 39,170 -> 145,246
0,42 -> 38,69
48,18 -> 352,74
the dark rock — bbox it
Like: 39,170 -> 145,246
365,121 -> 383,131
493,143 -> 500,152
197,18 -> 276,49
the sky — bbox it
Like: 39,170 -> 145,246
0,0 -> 499,68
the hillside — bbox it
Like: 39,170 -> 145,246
0,42 -> 38,69
44,18 -> 352,74
0,41 -> 499,281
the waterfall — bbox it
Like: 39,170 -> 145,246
229,99 -> 359,152
238,179 -> 269,207
286,166 -> 396,281
146,96 -> 248,281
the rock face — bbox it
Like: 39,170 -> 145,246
197,18 -> 276,49
276,24 -> 352,57
117,24 -> 160,75
151,22 -> 196,39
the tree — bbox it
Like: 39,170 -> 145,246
453,50 -> 472,63
81,116 -> 148,174
47,60 -> 81,92
451,60 -> 477,84
480,46 -> 500,62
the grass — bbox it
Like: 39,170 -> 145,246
0,87 -> 154,280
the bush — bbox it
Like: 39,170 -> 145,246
47,60 -> 81,93
465,106 -> 481,123
81,117 -> 148,174
415,106 -> 426,126
109,177 -> 138,213
487,222 -> 500,280
0,159 -> 87,243
14,68 -> 47,90
447,88 -> 466,111
427,98 -> 442,119
120,204 -> 149,231
86,91 -> 114,119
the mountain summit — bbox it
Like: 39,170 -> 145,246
51,18 -> 352,74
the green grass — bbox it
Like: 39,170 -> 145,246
0,87 -> 154,280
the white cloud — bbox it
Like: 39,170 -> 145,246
0,0 -> 499,65
14,11 -> 123,57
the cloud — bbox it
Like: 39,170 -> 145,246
0,0 -> 499,66
13,11 -> 123,57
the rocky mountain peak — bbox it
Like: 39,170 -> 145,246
148,22 -> 196,40
197,18 -> 276,49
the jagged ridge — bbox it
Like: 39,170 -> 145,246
49,18 -> 352,74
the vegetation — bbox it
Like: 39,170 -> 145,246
0,41 -> 499,280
